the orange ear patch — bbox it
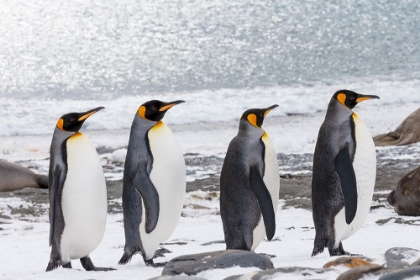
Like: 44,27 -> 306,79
56,118 -> 64,130
247,114 -> 258,128
138,106 -> 146,119
337,93 -> 346,105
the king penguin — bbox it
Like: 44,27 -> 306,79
47,107 -> 115,272
220,105 -> 280,251
118,100 -> 186,267
311,90 -> 379,257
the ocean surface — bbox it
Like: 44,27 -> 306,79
0,0 -> 419,136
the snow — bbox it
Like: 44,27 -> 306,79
0,192 -> 419,280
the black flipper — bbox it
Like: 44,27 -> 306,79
49,167 -> 65,246
335,145 -> 357,224
132,168 -> 159,234
250,165 -> 276,240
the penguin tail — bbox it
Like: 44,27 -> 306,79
36,174 -> 49,189
311,236 -> 327,257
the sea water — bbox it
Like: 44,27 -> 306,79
0,0 -> 419,137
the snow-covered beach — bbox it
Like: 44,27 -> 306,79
2,0 -> 420,278
1,100 -> 420,279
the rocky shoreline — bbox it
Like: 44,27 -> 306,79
2,145 -> 420,221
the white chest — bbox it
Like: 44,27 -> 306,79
251,132 -> 280,250
60,133 -> 107,261
334,114 -> 376,244
139,121 -> 186,260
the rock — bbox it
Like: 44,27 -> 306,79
223,267 -> 325,280
374,107 -> 420,146
387,167 -> 420,216
323,257 -> 374,269
379,266 -> 420,280
385,247 -> 420,268
337,265 -> 384,280
96,145 -> 120,155
149,276 -> 207,280
201,240 -> 225,246
161,250 -> 273,276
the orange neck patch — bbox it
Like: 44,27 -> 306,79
69,132 -> 83,139
151,120 -> 164,130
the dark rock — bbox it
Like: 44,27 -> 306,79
96,145 -> 120,155
161,242 -> 188,246
154,248 -> 172,258
258,253 -> 276,259
337,264 -> 384,280
379,266 -> 420,280
161,250 -> 273,276
324,257 -> 376,269
187,176 -> 220,192
376,217 -> 420,226
149,276 -> 206,280
201,240 -> 225,246
223,267 -> 325,280
385,247 -> 420,269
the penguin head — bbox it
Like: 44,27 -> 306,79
334,90 -> 380,109
137,100 -> 185,121
56,107 -> 105,133
241,104 -> 279,128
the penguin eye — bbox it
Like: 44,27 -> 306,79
347,95 -> 356,101
69,117 -> 77,122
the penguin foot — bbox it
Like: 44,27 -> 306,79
46,259 -> 60,272
154,247 -> 172,258
328,242 -> 353,256
80,256 -> 116,272
118,252 -> 134,265
311,246 -> 324,257
62,262 -> 72,269
144,259 -> 167,268
312,236 -> 328,257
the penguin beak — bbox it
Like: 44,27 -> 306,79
263,104 -> 279,117
356,95 -> 380,103
159,100 -> 185,112
78,107 -> 105,121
